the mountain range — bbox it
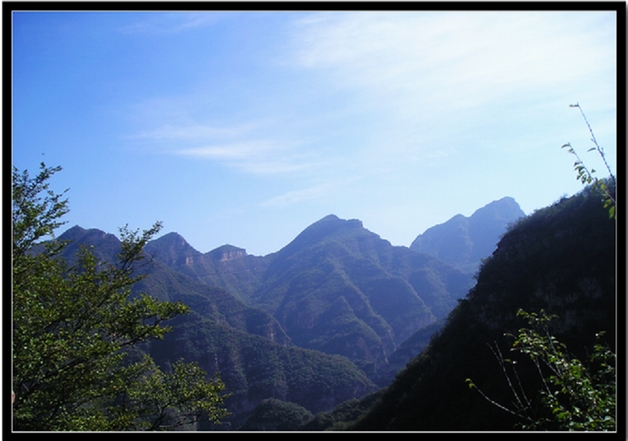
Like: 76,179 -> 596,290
56,196 -> 526,429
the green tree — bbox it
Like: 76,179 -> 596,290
12,163 -> 229,431
466,309 -> 615,431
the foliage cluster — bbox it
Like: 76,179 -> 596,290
12,164 -> 229,431
467,309 -> 615,431
297,391 -> 384,431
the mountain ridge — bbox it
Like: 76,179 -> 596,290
55,195 -> 528,427
55,226 -> 378,430
410,196 -> 525,273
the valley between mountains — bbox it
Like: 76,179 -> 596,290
58,197 -> 526,430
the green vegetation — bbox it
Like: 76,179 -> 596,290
298,392 -> 384,431
348,183 -> 615,431
55,222 -> 378,430
12,163 -> 229,431
238,398 -> 313,431
249,214 -> 472,383
148,310 -> 377,429
467,309 -> 615,431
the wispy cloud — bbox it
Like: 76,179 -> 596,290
260,183 -> 331,208
177,141 -> 279,160
290,11 -> 615,103
132,122 -> 269,142
131,119 -> 324,175
118,12 -> 226,35
285,11 -> 616,166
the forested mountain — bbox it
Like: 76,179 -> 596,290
247,214 -> 472,384
345,186 -> 616,431
410,196 -> 525,274
138,214 -> 475,387
56,227 -> 377,430
53,194 -> 559,431
144,232 -> 271,304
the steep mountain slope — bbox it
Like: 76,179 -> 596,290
250,214 -> 473,384
56,226 -> 377,430
148,312 -> 377,430
144,232 -> 271,304
410,196 -> 525,274
58,226 -> 288,344
349,186 -> 616,430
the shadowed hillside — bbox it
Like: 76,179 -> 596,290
347,186 -> 616,431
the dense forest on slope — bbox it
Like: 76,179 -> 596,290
57,227 -> 377,430
237,398 -> 314,431
50,195 -> 527,430
246,214 -> 474,385
347,185 -> 617,431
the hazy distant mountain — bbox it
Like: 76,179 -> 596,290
410,197 -> 525,274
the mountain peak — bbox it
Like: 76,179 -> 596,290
58,225 -> 116,244
144,232 -> 202,266
314,214 -> 363,228
295,214 -> 363,240
410,197 -> 525,273
470,197 -> 524,224
320,214 -> 340,222
150,232 -> 198,253
207,244 -> 247,261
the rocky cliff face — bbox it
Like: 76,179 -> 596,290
144,236 -> 271,304
208,245 -> 247,262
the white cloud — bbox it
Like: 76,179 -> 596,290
285,11 -> 616,168
260,184 -> 331,208
132,124 -> 245,141
291,12 -> 614,105
175,140 -> 321,175
176,141 -> 279,160
144,128 -> 324,175
129,110 -> 324,175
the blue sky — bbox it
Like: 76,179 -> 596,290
12,10 -> 618,256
